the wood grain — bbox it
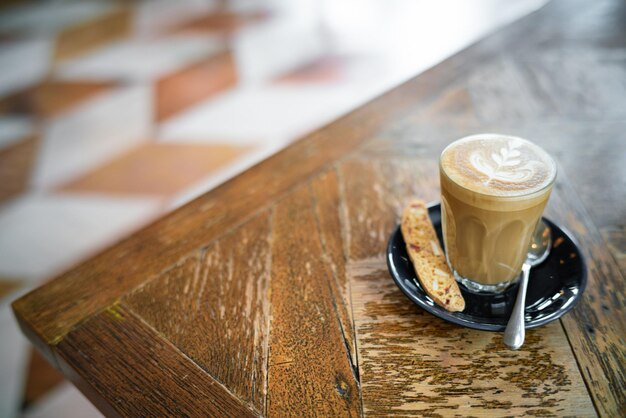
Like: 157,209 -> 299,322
353,272 -> 594,417
338,159 -> 400,261
544,176 -> 626,417
338,157 -> 440,261
467,56 -> 552,122
340,158 -> 596,416
353,121 -> 626,416
311,170 -> 357,369
55,304 -> 258,417
357,122 -> 626,416
601,225 -> 626,276
125,212 -> 272,412
11,0 -> 626,416
359,98 -> 626,416
267,184 -> 361,417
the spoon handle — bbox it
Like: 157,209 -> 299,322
504,263 -> 531,350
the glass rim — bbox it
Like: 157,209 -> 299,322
439,134 -> 557,200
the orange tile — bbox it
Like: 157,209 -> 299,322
21,349 -> 65,410
0,278 -> 21,300
0,134 -> 39,203
172,10 -> 269,34
0,81 -> 115,118
61,143 -> 252,196
276,56 -> 347,84
53,7 -> 132,61
156,51 -> 237,121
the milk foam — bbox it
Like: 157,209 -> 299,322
441,134 -> 556,197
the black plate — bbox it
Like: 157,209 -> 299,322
386,203 -> 587,331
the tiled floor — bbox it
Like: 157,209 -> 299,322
0,0 -> 546,416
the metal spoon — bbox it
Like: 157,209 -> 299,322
503,220 -> 552,350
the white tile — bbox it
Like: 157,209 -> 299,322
133,0 -> 217,37
0,1 -> 114,36
317,0 -> 547,88
0,116 -> 34,151
0,300 -> 30,418
23,382 -> 103,418
32,85 -> 151,190
226,0 -> 283,14
0,39 -> 52,97
232,10 -> 325,85
55,35 -> 225,82
0,193 -> 161,281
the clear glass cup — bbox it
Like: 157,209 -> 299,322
439,134 -> 556,293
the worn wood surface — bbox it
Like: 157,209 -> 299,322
55,305 -> 258,418
601,225 -> 626,276
352,276 -> 593,416
124,212 -> 272,413
267,185 -> 361,417
341,159 -> 596,416
12,0 -> 626,416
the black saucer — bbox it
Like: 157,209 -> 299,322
386,203 -> 587,331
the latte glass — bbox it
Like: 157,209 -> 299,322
439,134 -> 556,293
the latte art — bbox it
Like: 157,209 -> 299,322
469,140 -> 538,185
441,134 -> 556,197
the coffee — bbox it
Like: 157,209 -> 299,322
439,134 -> 556,292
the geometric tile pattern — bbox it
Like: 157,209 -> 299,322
171,10 -> 269,35
52,8 -> 131,62
0,134 -> 39,204
155,52 -> 237,121
0,81 -> 114,118
61,143 -> 252,196
0,193 -> 161,280
276,55 -> 348,84
0,39 -> 51,97
0,116 -> 34,150
0,0 -> 545,415
31,85 -> 152,190
0,300 -> 30,418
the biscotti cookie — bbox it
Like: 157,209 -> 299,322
401,199 -> 465,312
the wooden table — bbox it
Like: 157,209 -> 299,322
13,0 -> 625,416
